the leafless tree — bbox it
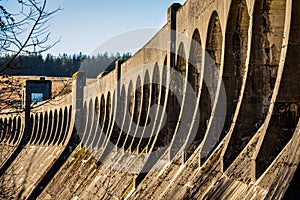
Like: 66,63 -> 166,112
0,0 -> 60,72
0,0 -> 60,198
0,0 -> 61,112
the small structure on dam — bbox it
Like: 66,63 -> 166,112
23,77 -> 52,108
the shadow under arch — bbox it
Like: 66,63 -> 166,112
53,108 -> 63,145
89,97 -> 100,150
13,116 -> 22,144
256,0 -> 298,179
29,113 -> 38,144
62,105 -> 73,146
102,91 -> 112,147
8,117 -> 14,144
95,94 -> 106,150
110,85 -> 126,149
184,28 -> 205,160
169,42 -> 187,159
82,99 -> 94,148
224,0 -> 287,170
58,106 -> 69,145
44,110 -> 53,145
125,76 -> 141,151
131,71 -> 150,152
220,0 -> 250,141
34,112 -> 43,145
115,82 -> 133,150
49,109 -> 58,145
0,118 -> 4,143
144,63 -> 161,152
200,10 -> 223,163
38,112 -> 48,145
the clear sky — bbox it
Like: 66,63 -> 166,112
34,0 -> 186,56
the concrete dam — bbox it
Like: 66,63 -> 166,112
0,0 -> 299,199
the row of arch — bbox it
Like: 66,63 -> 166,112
78,63 -> 168,155
29,106 -> 72,146
0,0 -> 296,186
170,0 -> 295,178
0,106 -> 72,147
0,116 -> 22,145
76,0 -> 298,181
172,0 -> 298,179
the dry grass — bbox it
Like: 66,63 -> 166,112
0,75 -> 73,110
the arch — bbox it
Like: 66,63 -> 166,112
95,97 -> 100,120
143,63 -> 162,151
49,109 -> 58,145
199,11 -> 223,162
13,116 -> 22,144
125,76 -> 141,151
8,117 -> 15,144
224,0 -> 287,170
256,0 -> 296,178
140,70 -> 151,126
137,70 -> 151,152
174,43 -> 187,112
154,56 -> 180,151
2,118 -> 8,143
133,75 -> 142,125
96,94 -> 106,149
53,108 -> 63,145
176,42 -> 187,104
116,83 -> 132,149
44,110 -> 53,145
221,0 -> 250,141
99,95 -> 106,130
90,97 -> 100,149
152,63 -> 161,105
3,118 -> 11,143
0,118 -> 4,143
188,29 -> 202,94
102,92 -> 112,140
128,81 -> 135,117
175,42 -> 187,76
206,11 -> 222,69
104,90 -> 115,148
38,112 -> 48,144
62,105 -> 72,145
30,114 -> 39,144
82,99 -> 93,147
185,29 -> 204,159
148,57 -> 168,151
34,113 -> 43,144
58,107 -> 69,145
111,85 -> 126,148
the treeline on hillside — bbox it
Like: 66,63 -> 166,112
0,52 -> 131,77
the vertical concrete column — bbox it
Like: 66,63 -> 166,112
168,3 -> 181,69
168,3 -> 182,160
23,82 -> 31,143
72,72 -> 86,142
115,60 -> 121,151
116,60 -> 121,105
24,98 -> 31,143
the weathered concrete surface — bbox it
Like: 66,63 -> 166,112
0,0 -> 299,199
0,94 -> 74,199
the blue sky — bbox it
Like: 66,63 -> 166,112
31,0 -> 186,56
